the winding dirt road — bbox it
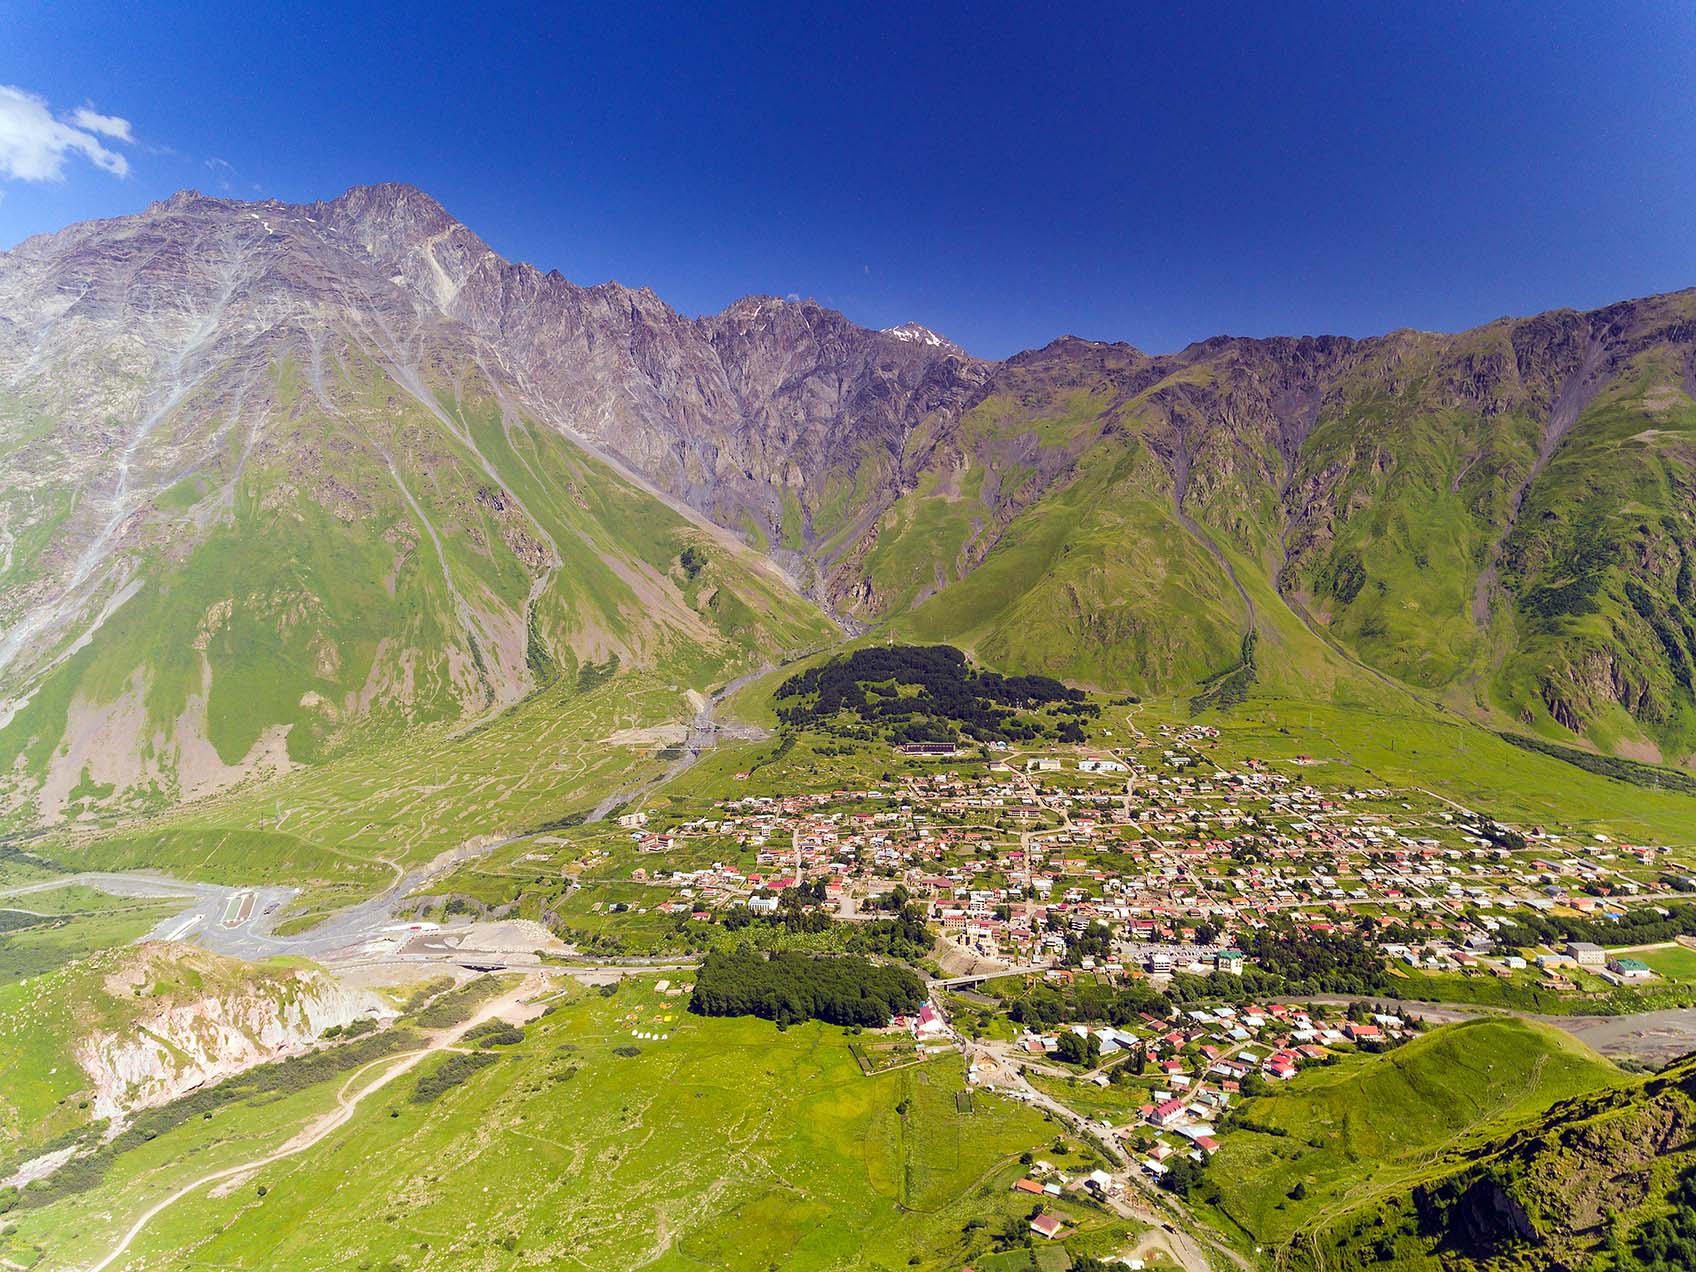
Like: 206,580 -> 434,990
82,978 -> 543,1272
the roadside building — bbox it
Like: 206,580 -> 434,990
1566,941 -> 1606,967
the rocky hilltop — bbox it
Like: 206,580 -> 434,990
0,942 -> 393,1173
75,943 -> 393,1123
2,183 -> 1694,822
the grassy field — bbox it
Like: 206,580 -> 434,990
1200,696 -> 1696,846
1383,960 -> 1696,1015
1638,943 -> 1696,982
0,850 -> 66,890
12,977 -> 1142,1271
1201,1018 -> 1624,1249
0,895 -> 183,987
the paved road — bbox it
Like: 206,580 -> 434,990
960,1033 -> 1247,1272
3,855 -> 463,962
930,965 -> 1046,989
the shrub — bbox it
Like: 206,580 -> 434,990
410,1053 -> 498,1104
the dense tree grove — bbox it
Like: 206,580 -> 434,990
1054,1030 -> 1101,1065
717,892 -> 933,960
1493,902 -> 1696,951
689,951 -> 926,1027
411,1052 -> 498,1103
1239,928 -> 1390,994
1160,1155 -> 1207,1198
773,644 -> 1093,745
1475,818 -> 1526,851
0,910 -> 47,935
849,907 -> 934,959
1058,918 -> 1114,966
1005,979 -> 1169,1027
1165,930 -> 1388,1000
1498,730 -> 1696,796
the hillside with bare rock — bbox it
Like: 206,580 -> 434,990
3,183 -> 1695,829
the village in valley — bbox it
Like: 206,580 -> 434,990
7,644 -> 1696,1272
606,718 -> 1688,996
348,645 -> 1696,1266
520,689 -> 1695,1235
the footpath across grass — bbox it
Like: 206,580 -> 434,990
13,977 -> 1144,1271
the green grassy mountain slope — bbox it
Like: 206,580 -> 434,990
789,296 -> 1696,767
0,357 -> 827,826
1280,1039 -> 1696,1271
0,192 -> 832,828
6,184 -> 1694,828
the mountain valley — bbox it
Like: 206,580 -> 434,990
4,184 -> 1694,835
3,184 -> 1696,1272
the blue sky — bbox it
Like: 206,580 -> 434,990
4,1 -> 1694,358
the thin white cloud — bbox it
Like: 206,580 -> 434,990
206,155 -> 235,190
0,85 -> 134,182
69,105 -> 134,143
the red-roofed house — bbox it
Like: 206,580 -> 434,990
1151,1098 -> 1187,1126
1030,1214 -> 1066,1241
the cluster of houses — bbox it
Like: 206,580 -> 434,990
599,725 -> 1684,996
1011,1000 -> 1411,1175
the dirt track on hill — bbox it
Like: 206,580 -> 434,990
82,978 -> 544,1272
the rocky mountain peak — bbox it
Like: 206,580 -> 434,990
306,182 -> 494,312
157,188 -> 206,212
3,181 -> 1695,820
313,181 -> 460,235
880,321 -> 967,357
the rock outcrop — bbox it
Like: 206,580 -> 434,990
74,944 -> 394,1123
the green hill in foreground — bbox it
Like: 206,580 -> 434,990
1223,1021 -> 1696,1271
1204,1018 -> 1625,1248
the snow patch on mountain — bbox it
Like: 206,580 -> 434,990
881,321 -> 962,353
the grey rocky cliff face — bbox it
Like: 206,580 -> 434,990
4,182 -> 1695,795
76,967 -> 394,1123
